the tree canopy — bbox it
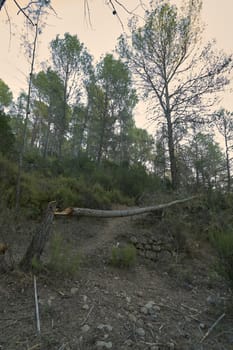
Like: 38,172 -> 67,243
0,79 -> 13,109
1,0 -> 233,209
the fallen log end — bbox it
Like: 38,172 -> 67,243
54,207 -> 74,216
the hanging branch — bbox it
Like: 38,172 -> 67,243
13,0 -> 35,25
110,0 -> 136,15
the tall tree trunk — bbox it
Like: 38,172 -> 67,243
30,117 -> 39,148
43,120 -> 51,159
16,22 -> 40,212
58,65 -> 69,159
97,92 -> 110,164
75,109 -> 89,157
164,77 -> 178,190
97,126 -> 105,164
166,113 -> 178,189
224,126 -> 231,192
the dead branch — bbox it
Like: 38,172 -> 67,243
80,305 -> 94,326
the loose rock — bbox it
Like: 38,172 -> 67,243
96,340 -> 112,349
97,324 -> 113,332
140,306 -> 148,315
70,287 -> 79,295
135,327 -> 145,337
81,324 -> 90,333
124,339 -> 134,347
128,313 -> 137,323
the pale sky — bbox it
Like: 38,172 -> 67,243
0,0 -> 233,130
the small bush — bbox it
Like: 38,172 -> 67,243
48,233 -> 80,277
107,189 -> 134,206
53,176 -> 80,208
209,230 -> 233,285
31,256 -> 44,273
111,244 -> 137,268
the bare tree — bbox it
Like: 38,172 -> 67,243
1,1 -> 144,28
15,2 -> 51,211
118,0 -> 233,189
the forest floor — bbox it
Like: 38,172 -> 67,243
0,210 -> 233,350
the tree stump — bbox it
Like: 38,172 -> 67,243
19,201 -> 56,271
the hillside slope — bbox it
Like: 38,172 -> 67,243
0,212 -> 233,350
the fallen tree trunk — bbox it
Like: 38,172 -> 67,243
19,196 -> 196,271
55,196 -> 196,218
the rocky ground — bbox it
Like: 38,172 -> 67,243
0,212 -> 233,350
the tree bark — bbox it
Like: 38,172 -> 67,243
55,196 -> 196,218
19,201 -> 56,271
167,117 -> 178,190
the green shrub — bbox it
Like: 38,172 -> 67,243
107,189 -> 134,206
0,111 -> 15,156
209,230 -> 233,285
0,155 -> 18,206
48,233 -> 80,277
31,256 -> 44,273
111,244 -> 137,268
92,183 -> 111,208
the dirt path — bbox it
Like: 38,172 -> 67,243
55,215 -> 135,257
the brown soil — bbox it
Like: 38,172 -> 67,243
0,213 -> 233,350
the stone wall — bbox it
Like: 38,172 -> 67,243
129,232 -> 175,262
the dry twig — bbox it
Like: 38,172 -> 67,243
80,305 -> 94,326
58,344 -> 68,350
200,313 -> 225,343
27,344 -> 40,350
33,275 -> 41,334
